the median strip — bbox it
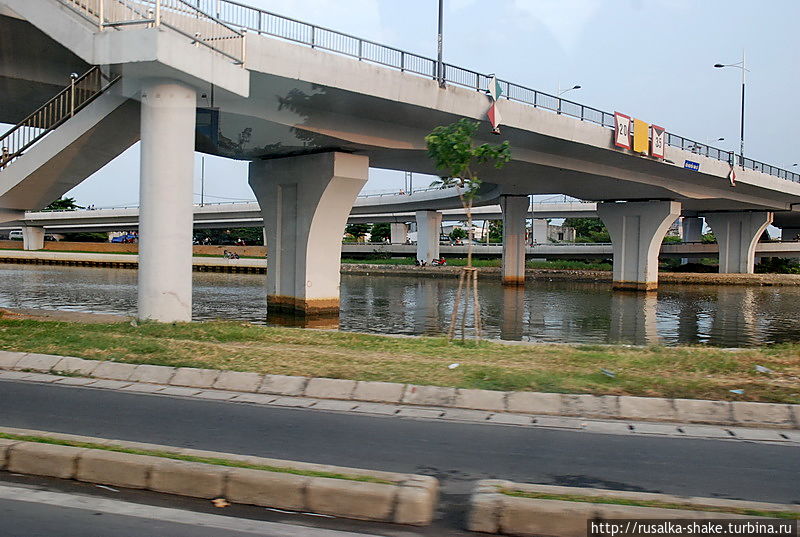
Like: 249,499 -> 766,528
468,480 -> 800,535
0,427 -> 438,525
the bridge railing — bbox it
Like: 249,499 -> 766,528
61,0 -> 245,64
202,0 -> 798,184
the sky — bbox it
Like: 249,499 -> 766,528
45,0 -> 800,208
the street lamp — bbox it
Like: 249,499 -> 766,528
437,0 -> 444,87
714,53 -> 749,167
557,84 -> 581,97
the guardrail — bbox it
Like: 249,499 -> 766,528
0,67 -> 119,171
202,0 -> 798,184
61,0 -> 245,64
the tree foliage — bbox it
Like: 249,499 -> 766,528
345,223 -> 370,240
370,223 -> 391,242
45,197 -> 82,211
563,217 -> 610,243
449,227 -> 467,241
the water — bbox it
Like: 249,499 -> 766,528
0,263 -> 799,347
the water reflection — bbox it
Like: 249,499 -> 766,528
0,263 -> 799,347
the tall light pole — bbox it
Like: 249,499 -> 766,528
714,52 -> 748,167
556,84 -> 580,114
437,0 -> 444,87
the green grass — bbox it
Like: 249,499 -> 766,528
498,488 -> 799,519
0,432 -> 393,484
342,257 -> 612,270
0,317 -> 797,403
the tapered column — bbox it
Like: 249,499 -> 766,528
500,195 -> 529,285
249,152 -> 368,317
598,200 -> 681,291
138,79 -> 196,322
680,216 -> 703,264
415,210 -> 441,263
704,212 -> 772,273
390,222 -> 409,244
530,219 -> 548,244
22,226 -> 45,250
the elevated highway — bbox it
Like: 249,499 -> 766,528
1,0 -> 798,320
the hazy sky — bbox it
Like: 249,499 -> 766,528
44,0 -> 800,207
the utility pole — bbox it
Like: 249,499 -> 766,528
200,156 -> 205,206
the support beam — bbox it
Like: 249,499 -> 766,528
390,222 -> 409,244
22,226 -> 44,250
500,195 -> 529,285
138,79 -> 196,322
249,152 -> 368,317
415,210 -> 441,264
531,218 -> 548,245
704,212 -> 772,273
598,200 -> 681,291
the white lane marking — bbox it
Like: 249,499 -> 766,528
0,484 -> 381,537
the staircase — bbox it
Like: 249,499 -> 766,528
0,66 -> 120,171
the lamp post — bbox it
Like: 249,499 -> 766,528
556,84 -> 580,114
437,0 -> 444,87
714,53 -> 748,167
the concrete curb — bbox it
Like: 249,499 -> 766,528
468,480 -> 800,536
0,426 -> 438,526
2,350 -> 797,429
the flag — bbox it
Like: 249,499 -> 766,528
487,101 -> 502,134
728,164 -> 736,187
488,75 -> 502,101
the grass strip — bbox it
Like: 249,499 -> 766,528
497,488 -> 799,520
0,432 -> 394,484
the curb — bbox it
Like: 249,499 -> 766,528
1,350 -> 797,430
468,480 -> 800,536
0,426 -> 438,526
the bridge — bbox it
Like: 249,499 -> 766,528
1,0 -> 799,321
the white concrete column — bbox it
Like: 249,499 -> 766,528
598,200 -> 681,291
500,195 -> 529,285
704,212 -> 773,273
531,218 -> 548,245
22,226 -> 45,250
415,210 -> 441,263
137,79 -> 196,322
781,228 -> 800,241
249,152 -> 368,317
680,216 -> 703,265
390,222 -> 409,244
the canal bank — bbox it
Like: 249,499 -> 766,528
2,248 -> 800,286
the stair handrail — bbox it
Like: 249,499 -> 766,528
0,67 -> 121,170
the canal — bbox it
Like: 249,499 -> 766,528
0,263 -> 798,347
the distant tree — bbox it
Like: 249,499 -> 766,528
701,232 -> 716,244
370,223 -> 391,242
345,223 -> 370,241
193,227 -> 264,245
62,232 -> 108,242
488,220 -> 503,242
45,197 -> 82,211
662,235 -> 682,244
449,227 -> 467,241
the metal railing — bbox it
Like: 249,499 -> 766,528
61,0 -> 245,64
0,67 -> 120,170
201,0 -> 798,183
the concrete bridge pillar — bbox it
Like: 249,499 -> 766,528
680,216 -> 703,265
598,200 -> 681,291
704,212 -> 773,273
138,79 -> 196,322
531,219 -> 548,245
781,228 -> 800,242
22,226 -> 45,250
500,195 -> 529,285
249,152 -> 368,317
390,222 -> 409,244
415,210 -> 441,263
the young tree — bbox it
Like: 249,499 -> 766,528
45,197 -> 82,211
425,118 -> 511,340
449,226 -> 467,242
345,223 -> 370,242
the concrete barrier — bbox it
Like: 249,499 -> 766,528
468,480 -> 800,536
0,350 -> 797,430
0,427 -> 439,526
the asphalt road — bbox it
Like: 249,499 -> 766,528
0,380 -> 798,507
